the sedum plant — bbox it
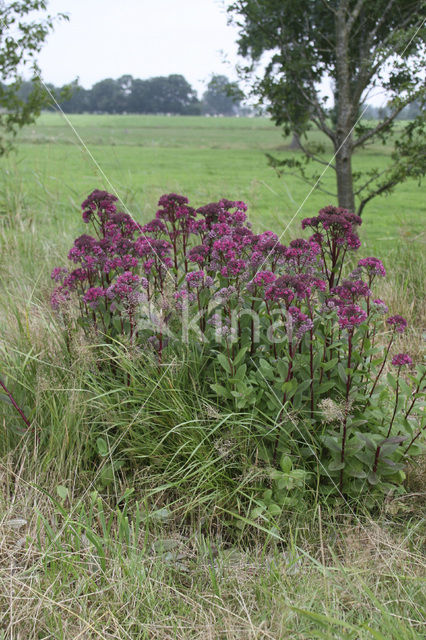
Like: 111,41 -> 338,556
51,190 -> 425,499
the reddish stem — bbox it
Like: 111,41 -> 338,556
0,376 -> 31,429
369,333 -> 394,398
372,445 -> 381,473
339,331 -> 353,492
386,369 -> 400,438
403,426 -> 425,454
405,371 -> 425,420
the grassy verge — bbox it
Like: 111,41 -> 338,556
0,114 -> 424,639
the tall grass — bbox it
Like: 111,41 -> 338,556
0,143 -> 424,639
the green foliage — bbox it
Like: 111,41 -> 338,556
228,0 -> 426,214
202,74 -> 243,116
0,1 -> 67,155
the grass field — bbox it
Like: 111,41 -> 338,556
0,114 -> 424,639
5,113 -> 426,246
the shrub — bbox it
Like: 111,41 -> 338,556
51,190 -> 425,500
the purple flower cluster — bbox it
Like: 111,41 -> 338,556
83,287 -> 105,309
372,298 -> 388,314
358,257 -> 386,278
331,279 -> 371,302
387,315 -> 407,334
391,353 -> 413,367
301,205 -> 362,288
337,304 -> 368,330
51,191 -> 410,362
288,306 -> 314,339
302,206 -> 361,248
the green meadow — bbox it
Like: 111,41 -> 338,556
0,114 -> 424,639
7,113 -> 426,247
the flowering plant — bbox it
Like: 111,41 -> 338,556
51,191 -> 425,499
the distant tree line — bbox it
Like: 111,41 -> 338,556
4,73 -> 420,122
5,74 -> 246,116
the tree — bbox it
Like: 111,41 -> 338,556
0,1 -> 66,155
56,80 -> 91,114
141,75 -> 200,114
202,74 -> 243,115
89,78 -> 127,113
228,0 -> 425,215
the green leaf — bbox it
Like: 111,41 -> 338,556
210,383 -> 230,399
356,432 -> 376,451
96,437 -> 109,457
386,372 -> 397,390
380,458 -> 405,471
151,507 -> 172,522
267,503 -> 282,516
337,362 -> 347,384
328,460 -> 344,471
276,360 -> 288,380
318,380 -> 335,395
345,462 -> 366,478
262,489 -> 273,503
321,435 -> 341,453
234,346 -> 248,367
235,363 -> 247,380
345,437 -> 364,455
280,454 -> 292,474
348,418 -> 367,427
297,378 -> 312,393
321,357 -> 339,372
98,460 -> 123,488
251,506 -> 265,519
367,471 -> 379,485
281,379 -> 297,397
112,316 -> 122,333
56,485 -> 69,501
292,388 -> 303,410
378,435 -> 406,446
217,353 -> 231,374
259,358 -> 274,379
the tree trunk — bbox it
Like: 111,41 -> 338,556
289,132 -> 301,150
335,1 -> 356,212
335,142 -> 355,211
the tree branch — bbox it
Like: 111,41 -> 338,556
319,0 -> 337,14
366,0 -> 396,45
300,79 -> 337,142
353,168 -> 388,196
297,137 -> 336,170
353,100 -> 412,149
347,0 -> 365,33
357,175 -> 401,216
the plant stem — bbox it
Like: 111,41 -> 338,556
275,347 -> 294,465
0,376 -> 31,429
386,367 -> 400,438
307,300 -> 314,418
369,333 -> 393,397
339,331 -> 352,492
403,426 -> 425,454
405,371 -> 425,420
372,445 -> 381,473
250,299 -> 255,356
265,300 -> 277,359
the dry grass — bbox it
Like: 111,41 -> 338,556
0,144 -> 424,639
0,455 -> 424,640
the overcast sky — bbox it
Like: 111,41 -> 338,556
37,0 -> 242,96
